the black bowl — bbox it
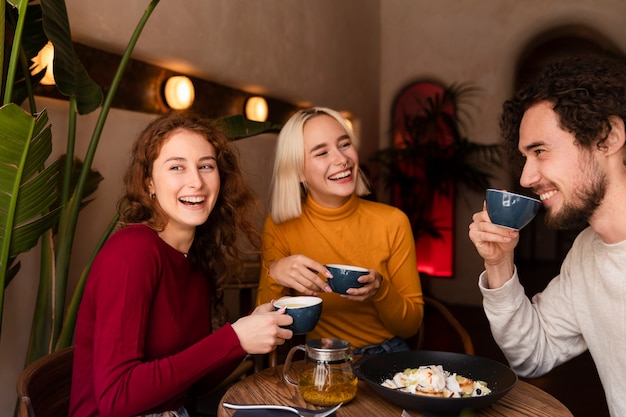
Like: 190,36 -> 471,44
356,351 -> 517,416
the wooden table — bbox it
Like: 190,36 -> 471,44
218,363 -> 573,417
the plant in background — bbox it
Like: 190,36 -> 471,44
374,82 -> 503,241
0,0 -> 281,368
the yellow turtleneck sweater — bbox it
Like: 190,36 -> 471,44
257,194 -> 424,349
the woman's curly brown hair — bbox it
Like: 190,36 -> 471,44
118,110 -> 261,326
500,53 -> 626,160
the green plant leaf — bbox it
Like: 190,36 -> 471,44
26,228 -> 54,363
374,82 -> 502,240
39,0 -> 103,114
3,0 -> 29,104
4,258 -> 19,287
10,207 -> 60,256
216,115 -> 282,140
16,3 -> 47,60
34,0 -> 161,355
53,155 -> 103,213
0,103 -> 58,335
0,104 -> 35,250
5,2 -> 49,105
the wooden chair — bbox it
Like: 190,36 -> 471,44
16,346 -> 74,417
413,296 -> 475,355
16,346 -> 255,417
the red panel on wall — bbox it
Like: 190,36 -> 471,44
414,186 -> 454,277
391,81 -> 456,277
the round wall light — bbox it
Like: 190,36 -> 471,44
164,75 -> 195,109
244,96 -> 268,122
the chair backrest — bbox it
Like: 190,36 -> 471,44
16,346 -> 74,417
410,296 -> 475,355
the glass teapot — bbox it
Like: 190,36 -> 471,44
283,338 -> 357,406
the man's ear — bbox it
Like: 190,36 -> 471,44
606,116 -> 626,155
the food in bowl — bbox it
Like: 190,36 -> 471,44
357,351 -> 517,414
381,365 -> 491,398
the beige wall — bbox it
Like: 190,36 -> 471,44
66,0 -> 381,159
3,0 -> 626,413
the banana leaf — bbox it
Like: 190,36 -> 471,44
0,104 -> 59,336
4,2 -> 49,105
216,115 -> 282,140
26,0 -> 159,358
1,0 -> 284,366
39,0 -> 103,114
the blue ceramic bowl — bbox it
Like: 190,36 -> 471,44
273,296 -> 322,335
486,189 -> 542,230
325,264 -> 369,295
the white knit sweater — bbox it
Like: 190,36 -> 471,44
479,227 -> 626,417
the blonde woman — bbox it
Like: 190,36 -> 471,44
257,107 -> 424,354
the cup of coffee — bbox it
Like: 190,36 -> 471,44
325,264 -> 369,295
485,188 -> 542,230
273,296 -> 323,335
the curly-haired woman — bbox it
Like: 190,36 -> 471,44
70,111 -> 292,417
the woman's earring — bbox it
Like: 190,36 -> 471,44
150,193 -> 156,199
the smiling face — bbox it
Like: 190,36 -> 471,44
148,128 -> 220,248
302,114 -> 359,208
518,102 -> 605,230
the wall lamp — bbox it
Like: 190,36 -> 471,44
244,96 -> 268,122
30,41 -> 56,85
163,75 -> 195,109
33,42 -> 300,122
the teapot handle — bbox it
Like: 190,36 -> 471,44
283,344 -> 305,386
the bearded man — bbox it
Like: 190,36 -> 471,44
469,53 -> 626,417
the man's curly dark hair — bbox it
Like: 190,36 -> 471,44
500,53 -> 626,158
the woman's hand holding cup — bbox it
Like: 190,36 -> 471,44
231,302 -> 293,354
269,254 -> 333,295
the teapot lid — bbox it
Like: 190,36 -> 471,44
305,338 -> 352,362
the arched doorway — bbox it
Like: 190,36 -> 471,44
515,25 -> 621,90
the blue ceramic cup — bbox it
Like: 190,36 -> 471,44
325,264 -> 369,294
273,296 -> 323,335
485,189 -> 542,230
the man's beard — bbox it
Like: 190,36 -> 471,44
544,159 -> 605,230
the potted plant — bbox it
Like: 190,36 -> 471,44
0,0 -> 280,367
373,81 -> 502,276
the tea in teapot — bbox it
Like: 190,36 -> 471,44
283,338 -> 357,406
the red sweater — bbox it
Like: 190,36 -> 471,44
69,225 -> 246,417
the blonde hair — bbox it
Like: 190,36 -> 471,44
269,107 -> 370,223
